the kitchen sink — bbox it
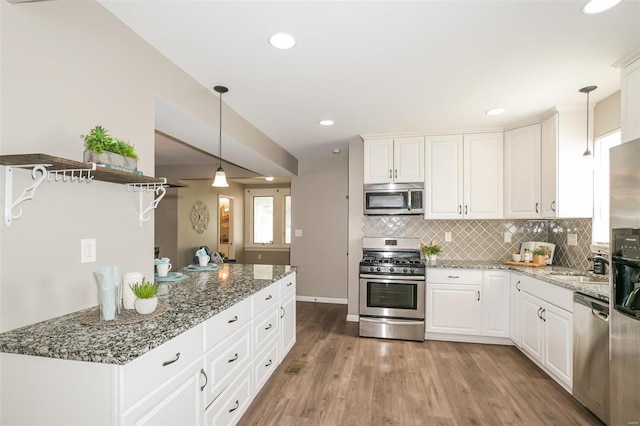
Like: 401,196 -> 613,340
560,275 -> 609,284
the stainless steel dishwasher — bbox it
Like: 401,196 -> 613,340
573,292 -> 609,425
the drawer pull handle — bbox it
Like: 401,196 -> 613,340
162,352 -> 180,367
287,282 -> 293,287
265,323 -> 273,330
265,359 -> 273,367
448,275 -> 459,279
551,200 -> 556,212
516,280 -> 521,291
540,308 -> 546,322
228,315 -> 238,323
458,205 -> 462,215
265,295 -> 273,301
228,353 -> 238,363
281,306 -> 285,319
229,400 -> 239,413
537,307 -> 543,319
200,369 -> 208,392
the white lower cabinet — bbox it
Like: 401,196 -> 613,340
425,268 -> 509,340
509,273 -> 523,346
280,277 -> 297,358
253,336 -> 280,394
204,365 -> 252,426
519,276 -> 573,390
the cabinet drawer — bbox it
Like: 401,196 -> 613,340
122,324 -> 203,410
203,323 -> 252,408
521,276 -> 573,312
204,297 -> 252,351
427,268 -> 483,284
254,338 -> 279,394
254,306 -> 280,349
205,366 -> 252,426
253,282 -> 280,317
280,274 -> 296,297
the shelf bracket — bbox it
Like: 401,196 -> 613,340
126,178 -> 168,226
4,165 -> 48,226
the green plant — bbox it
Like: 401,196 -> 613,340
81,125 -> 138,159
129,279 -> 158,299
422,245 -> 442,256
218,251 -> 227,259
533,248 -> 549,256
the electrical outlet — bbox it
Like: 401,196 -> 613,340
295,229 -> 303,237
567,233 -> 578,246
81,239 -> 96,263
258,253 -> 262,260
504,232 -> 512,243
445,232 -> 452,242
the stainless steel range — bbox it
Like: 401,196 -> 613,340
359,237 -> 425,342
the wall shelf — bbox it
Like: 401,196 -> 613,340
0,153 -> 172,226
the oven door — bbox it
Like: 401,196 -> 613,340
359,276 -> 425,320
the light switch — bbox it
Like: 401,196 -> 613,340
294,229 -> 303,237
567,233 -> 578,246
444,232 -> 452,242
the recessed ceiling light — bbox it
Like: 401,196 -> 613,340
269,33 -> 296,50
583,0 -> 622,14
486,108 -> 505,116
332,148 -> 342,154
264,177 -> 274,182
319,120 -> 334,126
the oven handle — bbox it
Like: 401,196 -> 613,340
359,274 -> 425,281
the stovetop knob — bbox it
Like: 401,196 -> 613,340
389,267 -> 394,272
376,267 -> 381,272
410,268 -> 414,273
369,266 -> 374,272
403,268 -> 408,273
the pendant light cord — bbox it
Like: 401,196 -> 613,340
218,91 -> 223,168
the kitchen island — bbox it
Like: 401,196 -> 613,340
0,263 -> 297,425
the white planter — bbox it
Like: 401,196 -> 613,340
134,296 -> 158,315
83,150 -> 137,171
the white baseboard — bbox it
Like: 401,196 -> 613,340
346,314 -> 359,322
296,296 -> 347,305
424,332 -> 514,346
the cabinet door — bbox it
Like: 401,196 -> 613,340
509,274 -> 523,346
280,291 -> 296,359
482,271 -> 510,338
504,124 -> 541,218
394,136 -> 424,183
621,58 -> 640,143
204,366 -> 252,426
424,135 -> 464,219
363,138 -> 394,184
463,133 -> 504,219
543,304 -> 573,388
520,292 -> 544,363
426,283 -> 482,335
122,364 -> 203,426
541,114 -> 558,218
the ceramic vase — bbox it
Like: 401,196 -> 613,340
135,296 -> 158,315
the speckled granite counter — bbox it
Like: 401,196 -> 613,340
428,260 -> 609,302
0,264 -> 296,365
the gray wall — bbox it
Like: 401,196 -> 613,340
0,1 -> 288,331
291,152 -> 349,301
244,250 -> 290,265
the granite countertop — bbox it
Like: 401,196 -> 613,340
429,260 -> 609,302
0,264 -> 296,365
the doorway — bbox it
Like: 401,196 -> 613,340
218,195 -> 235,260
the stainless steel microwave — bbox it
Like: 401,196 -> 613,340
363,183 -> 424,215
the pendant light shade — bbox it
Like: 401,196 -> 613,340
212,85 -> 229,187
579,85 -> 597,157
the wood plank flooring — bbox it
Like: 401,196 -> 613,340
239,302 -> 601,426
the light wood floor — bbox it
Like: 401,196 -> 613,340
239,302 -> 601,426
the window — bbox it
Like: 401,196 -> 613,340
245,188 -> 291,248
592,130 -> 621,244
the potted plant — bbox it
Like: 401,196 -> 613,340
81,125 -> 139,172
532,247 -> 549,265
421,239 -> 442,264
130,279 -> 159,315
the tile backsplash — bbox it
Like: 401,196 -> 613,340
362,216 -> 592,270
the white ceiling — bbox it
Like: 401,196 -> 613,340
100,0 -> 640,167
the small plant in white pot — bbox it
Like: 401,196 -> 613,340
421,239 -> 442,264
130,279 -> 159,315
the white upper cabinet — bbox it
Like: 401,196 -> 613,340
621,58 -> 640,143
504,124 -> 541,218
540,111 -> 593,218
424,135 -> 464,219
424,133 -> 503,219
363,137 -> 424,184
463,132 -> 504,219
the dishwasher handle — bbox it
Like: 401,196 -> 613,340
592,309 -> 609,322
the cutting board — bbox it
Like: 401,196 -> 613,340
503,261 -> 546,267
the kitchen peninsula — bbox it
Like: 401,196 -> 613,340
0,264 -> 296,425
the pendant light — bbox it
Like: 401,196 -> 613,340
212,85 -> 229,187
579,85 -> 597,157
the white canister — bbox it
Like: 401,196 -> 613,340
122,272 -> 143,310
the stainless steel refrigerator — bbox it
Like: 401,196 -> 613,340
610,137 -> 640,425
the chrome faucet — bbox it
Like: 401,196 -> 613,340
592,255 -> 609,275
